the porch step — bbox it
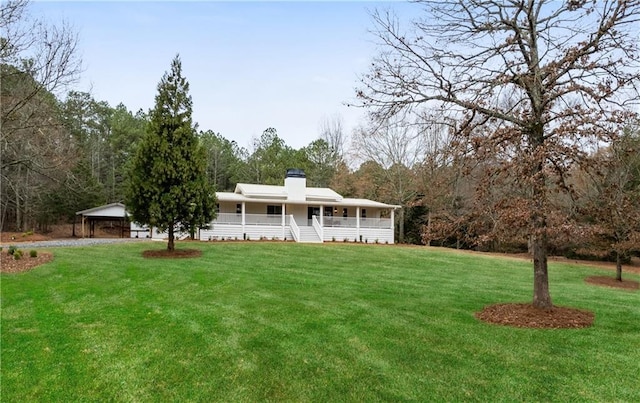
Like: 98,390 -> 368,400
297,226 -> 322,243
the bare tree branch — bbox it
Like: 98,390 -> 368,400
357,0 -> 640,309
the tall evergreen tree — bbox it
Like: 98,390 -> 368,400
126,55 -> 216,251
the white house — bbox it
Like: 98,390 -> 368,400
131,169 -> 400,243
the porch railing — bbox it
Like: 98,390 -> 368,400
214,213 -> 390,229
323,217 -> 392,229
214,213 -> 242,225
214,213 -> 288,226
289,215 -> 300,242
312,215 -> 323,240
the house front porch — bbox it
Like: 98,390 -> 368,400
199,210 -> 395,244
129,169 -> 400,243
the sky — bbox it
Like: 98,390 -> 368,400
34,1 -> 413,150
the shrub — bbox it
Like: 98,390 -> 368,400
344,238 -> 348,242
375,239 -> 379,244
332,237 -> 336,242
30,250 -> 38,258
13,250 -> 24,260
8,245 -> 17,255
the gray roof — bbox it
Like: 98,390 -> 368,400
217,189 -> 400,209
76,202 -> 127,217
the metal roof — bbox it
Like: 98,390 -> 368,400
217,192 -> 399,209
76,202 -> 128,217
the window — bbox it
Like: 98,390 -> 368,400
361,209 -> 367,218
324,206 -> 333,217
267,205 -> 282,215
215,203 -> 220,213
236,204 -> 242,214
342,208 -> 348,218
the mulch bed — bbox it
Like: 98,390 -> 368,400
0,251 -> 54,274
475,303 -> 594,329
585,276 -> 639,290
142,249 -> 202,259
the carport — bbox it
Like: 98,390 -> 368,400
74,203 -> 128,238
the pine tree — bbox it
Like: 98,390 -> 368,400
126,55 -> 216,251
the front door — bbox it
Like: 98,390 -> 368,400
307,206 -> 320,225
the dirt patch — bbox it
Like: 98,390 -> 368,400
0,251 -> 54,274
547,255 -> 640,275
475,303 -> 594,329
142,249 -> 202,259
1,224 -> 127,244
1,231 -> 51,243
585,276 -> 639,290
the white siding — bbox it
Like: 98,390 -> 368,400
244,226 -> 292,241
324,228 -> 394,244
360,228 -> 394,244
201,225 -> 292,241
200,224 -> 244,240
324,227 -> 358,242
286,204 -> 307,226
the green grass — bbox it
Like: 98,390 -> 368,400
2,242 -> 639,401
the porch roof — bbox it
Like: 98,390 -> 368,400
217,192 -> 400,209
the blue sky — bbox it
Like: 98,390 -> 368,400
35,1 -> 412,149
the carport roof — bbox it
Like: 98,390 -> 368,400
76,202 -> 127,218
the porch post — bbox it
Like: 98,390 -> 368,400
242,202 -> 246,237
282,203 -> 286,240
82,215 -> 85,238
320,204 -> 324,227
390,208 -> 395,244
356,207 -> 360,241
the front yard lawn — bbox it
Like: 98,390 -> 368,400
2,242 -> 639,401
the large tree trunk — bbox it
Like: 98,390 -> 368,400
532,232 -> 552,309
616,252 -> 622,282
167,223 -> 175,251
531,157 -> 552,310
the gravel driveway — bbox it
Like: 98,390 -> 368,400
0,238 -> 151,249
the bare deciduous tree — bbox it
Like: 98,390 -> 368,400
357,0 -> 640,309
352,114 -> 426,242
582,122 -> 640,281
1,0 -> 81,230
319,114 -> 347,165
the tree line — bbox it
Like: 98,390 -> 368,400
1,1 -> 639,278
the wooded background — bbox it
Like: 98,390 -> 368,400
1,0 -> 638,265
